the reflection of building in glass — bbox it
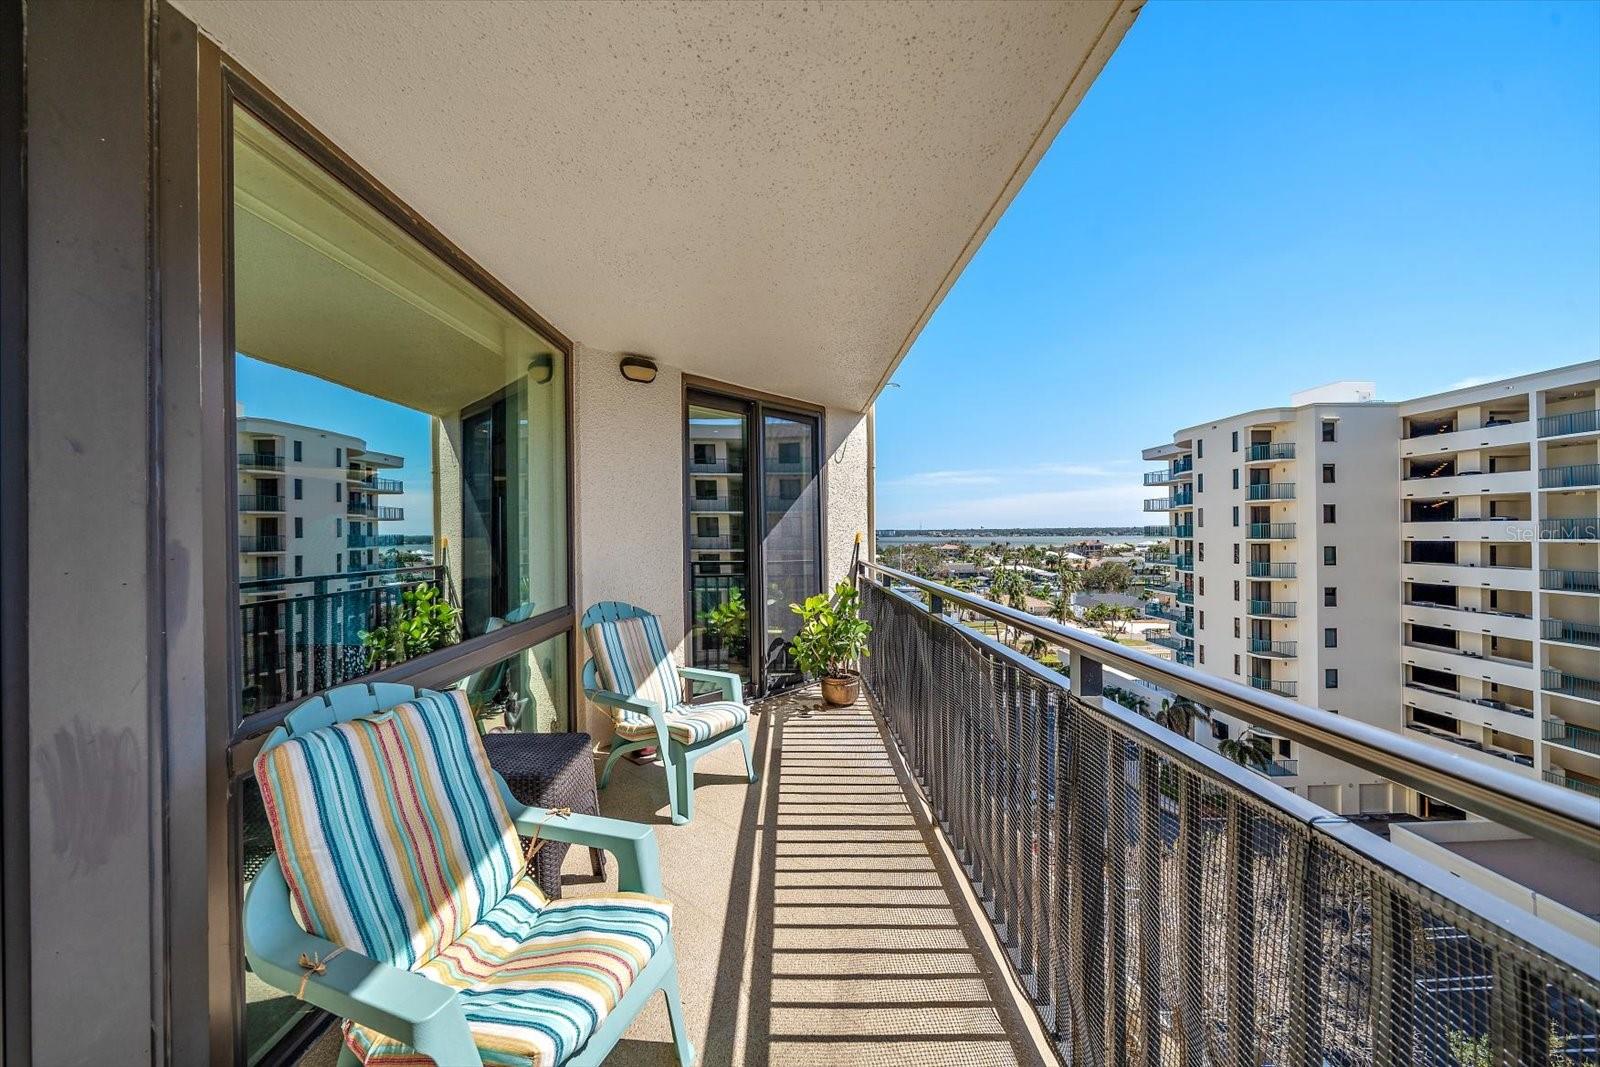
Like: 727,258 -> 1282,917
688,413 -> 749,675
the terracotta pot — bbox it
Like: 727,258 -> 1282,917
821,673 -> 860,706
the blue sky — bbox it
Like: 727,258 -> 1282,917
874,0 -> 1600,530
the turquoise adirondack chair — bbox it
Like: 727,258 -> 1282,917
243,682 -> 693,1066
581,602 -> 755,825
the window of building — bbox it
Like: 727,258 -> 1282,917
694,478 -> 718,500
1198,577 -> 1205,595
292,439 -> 302,462
1197,439 -> 1204,458
1322,463 -> 1335,483
1231,468 -> 1239,489
1325,669 -> 1339,689
1231,506 -> 1239,526
1324,546 -> 1338,566
1199,645 -> 1205,664
1232,543 -> 1239,564
1321,419 -> 1337,442
1277,739 -> 1291,758
292,477 -> 302,500
1197,473 -> 1204,493
1323,504 -> 1336,523
693,442 -> 715,466
1325,627 -> 1337,648
293,516 -> 303,538
335,552 -> 342,572
1324,586 -> 1337,607
777,440 -> 802,465
1233,617 -> 1240,637
696,515 -> 719,538
1214,720 -> 1230,740
1198,610 -> 1205,628
778,476 -> 802,500
1232,654 -> 1240,676
293,555 -> 303,577
1231,431 -> 1239,452
1198,508 -> 1204,527
334,517 -> 341,537
1198,543 -> 1205,562
1233,580 -> 1240,601
334,446 -> 343,467
335,482 -> 342,502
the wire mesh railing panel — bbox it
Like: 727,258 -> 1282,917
858,577 -> 1599,1067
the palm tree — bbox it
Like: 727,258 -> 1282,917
988,567 -> 1028,648
1156,696 -> 1210,740
1219,729 -> 1274,773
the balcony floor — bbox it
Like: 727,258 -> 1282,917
299,687 -> 1042,1066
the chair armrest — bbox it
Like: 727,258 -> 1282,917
677,665 -> 744,704
242,858 -> 476,1061
496,779 -> 665,896
585,687 -> 658,717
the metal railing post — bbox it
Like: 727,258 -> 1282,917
1223,799 -> 1257,1064
1176,774 -> 1205,1063
1136,748 -> 1163,1067
1371,885 -> 1418,1065
1068,648 -> 1107,1065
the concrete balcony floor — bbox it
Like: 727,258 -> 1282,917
300,687 -> 1043,1066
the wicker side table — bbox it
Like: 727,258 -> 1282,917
482,732 -> 605,899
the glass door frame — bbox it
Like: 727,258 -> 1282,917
682,377 -> 826,697
176,40 -> 582,1066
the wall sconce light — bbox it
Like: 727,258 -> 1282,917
619,354 -> 657,384
528,352 -> 554,385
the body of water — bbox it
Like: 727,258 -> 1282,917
878,533 -> 1156,547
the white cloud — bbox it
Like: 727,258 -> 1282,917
879,457 -> 1150,527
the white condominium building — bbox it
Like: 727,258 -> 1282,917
1140,362 -> 1600,816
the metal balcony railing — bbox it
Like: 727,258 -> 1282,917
1540,463 -> 1600,489
1543,668 -> 1600,702
1170,488 -> 1193,507
1542,617 -> 1600,648
1142,497 -> 1173,512
1246,442 -> 1295,462
689,496 -> 732,512
1538,408 -> 1600,438
1246,561 -> 1296,578
1172,554 -> 1194,571
1540,568 -> 1600,594
1540,516 -> 1600,540
1248,599 -> 1297,618
1249,675 -> 1298,698
1146,605 -> 1187,625
1246,522 -> 1295,539
1263,757 -> 1298,777
1149,634 -> 1189,652
1246,481 -> 1295,501
1171,523 -> 1195,539
1249,638 -> 1297,658
1544,768 -> 1600,799
239,535 -> 285,553
1142,525 -> 1171,537
1176,589 -> 1194,605
1175,620 -> 1194,638
1543,720 -> 1600,756
238,494 -> 284,512
348,501 -> 405,520
858,559 -> 1599,1067
238,452 -> 285,470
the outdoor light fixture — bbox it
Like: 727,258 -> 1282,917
619,354 -> 657,384
528,352 -> 554,384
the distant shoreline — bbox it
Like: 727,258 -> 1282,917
878,527 -> 1144,537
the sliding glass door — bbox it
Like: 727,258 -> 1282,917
686,388 -> 822,695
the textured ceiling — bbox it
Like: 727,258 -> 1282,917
175,0 -> 1139,411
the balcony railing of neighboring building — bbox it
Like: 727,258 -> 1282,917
1542,668 -> 1600,703
1170,523 -> 1195,539
1544,768 -> 1600,799
239,535 -> 286,554
1176,589 -> 1194,605
857,559 -> 1599,1067
1173,554 -> 1194,572
1246,522 -> 1295,539
1248,638 -> 1297,658
347,533 -> 380,548
692,535 -> 733,550
238,451 -> 285,471
1246,561 -> 1296,578
1245,481 -> 1295,501
1539,568 -> 1600,594
237,564 -> 447,716
1143,461 -> 1193,485
1249,674 -> 1298,698
348,502 -> 406,520
1246,442 -> 1295,462
1247,599 -> 1297,618
1149,634 -> 1188,652
1175,650 -> 1194,666
1262,757 -> 1298,777
1543,719 -> 1600,756
1169,487 -> 1193,507
689,496 -> 733,512
1538,408 -> 1600,438
1142,497 -> 1172,512
1539,463 -> 1600,490
1142,525 -> 1169,537
1175,619 -> 1194,638
1404,681 -> 1535,720
688,459 -> 733,474
239,494 -> 284,512
1539,516 -> 1600,541
1542,618 -> 1600,648
1146,605 -> 1187,625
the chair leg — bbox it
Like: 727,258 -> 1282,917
662,962 -> 696,1066
335,1042 -> 362,1067
672,750 -> 694,824
599,743 -> 631,789
737,728 -> 757,782
662,751 -> 684,825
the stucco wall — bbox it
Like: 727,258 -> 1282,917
824,405 -> 871,588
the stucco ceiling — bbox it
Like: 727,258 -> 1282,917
174,0 -> 1140,411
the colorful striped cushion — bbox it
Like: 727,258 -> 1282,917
254,689 -> 522,970
613,700 -> 749,745
584,614 -> 683,719
344,877 -> 673,1067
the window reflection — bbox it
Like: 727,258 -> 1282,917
450,633 -> 569,735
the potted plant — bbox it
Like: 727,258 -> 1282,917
359,584 -> 460,669
789,580 -> 872,706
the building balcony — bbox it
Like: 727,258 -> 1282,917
1543,668 -> 1600,703
1403,682 -> 1536,731
1539,408 -> 1600,439
1540,517 -> 1599,541
1142,462 -> 1193,485
1402,561 -> 1536,592
1142,525 -> 1172,537
1400,518 -> 1535,542
1245,561 -> 1295,579
1142,497 -> 1173,512
1399,469 -> 1531,498
1248,674 -> 1297,698
1175,619 -> 1194,638
238,451 -> 285,471
1543,768 -> 1600,798
1542,568 -> 1600,595
1169,523 -> 1194,538
1245,442 -> 1295,464
688,459 -> 733,474
689,496 -> 734,512
1539,463 -> 1600,490
1145,605 -> 1187,624
239,535 -> 285,554
1149,634 -> 1189,652
346,472 -> 405,493
692,535 -> 733,550
1172,554 -> 1194,571
1401,418 -> 1531,458
1175,589 -> 1194,605
1401,601 -> 1537,643
1402,642 -> 1535,689
1543,719 -> 1600,756
1247,599 -> 1296,618
1246,522 -> 1295,540
347,501 -> 405,520
1245,481 -> 1294,501
1262,757 -> 1298,777
347,533 -> 381,548
1248,638 -> 1296,658
1542,618 -> 1600,648
238,494 -> 284,513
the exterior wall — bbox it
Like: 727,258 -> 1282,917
824,406 -> 871,588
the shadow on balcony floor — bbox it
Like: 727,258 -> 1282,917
298,686 -> 1041,1066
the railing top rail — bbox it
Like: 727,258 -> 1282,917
858,558 -> 1600,853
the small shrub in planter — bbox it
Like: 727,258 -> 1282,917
788,580 -> 872,705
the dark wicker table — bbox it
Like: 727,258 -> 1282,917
482,732 -> 605,899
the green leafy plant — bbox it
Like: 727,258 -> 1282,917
360,584 -> 459,669
788,580 -> 872,680
704,586 -> 749,649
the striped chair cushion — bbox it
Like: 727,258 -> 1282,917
584,614 -> 683,719
254,689 -> 522,970
613,700 -> 749,745
345,877 -> 673,1067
